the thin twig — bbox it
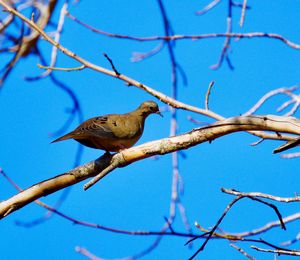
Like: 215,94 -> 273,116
131,42 -> 164,62
84,157 -> 120,190
189,188 -> 288,259
65,11 -> 300,50
188,196 -> 243,259
251,138 -> 264,146
205,81 -> 214,110
32,2 -> 68,79
164,216 -> 175,233
222,188 -> 300,202
210,0 -> 234,70
75,247 -> 102,260
251,246 -> 300,256
239,0 -> 247,27
38,64 -> 86,71
196,0 -> 222,15
281,232 -> 300,246
277,99 -> 295,112
195,211 -> 300,242
243,86 -> 297,116
103,53 -> 120,76
230,244 -> 255,260
281,152 -> 300,159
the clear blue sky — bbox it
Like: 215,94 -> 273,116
1,1 -> 300,259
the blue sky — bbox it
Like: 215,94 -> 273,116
1,1 -> 300,259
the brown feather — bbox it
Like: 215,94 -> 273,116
51,101 -> 161,152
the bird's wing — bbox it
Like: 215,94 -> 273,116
75,115 -> 117,139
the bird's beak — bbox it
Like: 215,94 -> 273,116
156,111 -> 163,117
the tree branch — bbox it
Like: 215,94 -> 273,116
1,115 -> 300,219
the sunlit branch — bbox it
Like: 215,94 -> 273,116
1,115 -> 300,218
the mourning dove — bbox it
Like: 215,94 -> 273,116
52,101 -> 162,152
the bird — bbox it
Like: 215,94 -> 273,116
52,101 -> 162,152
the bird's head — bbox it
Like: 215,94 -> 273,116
139,101 -> 163,117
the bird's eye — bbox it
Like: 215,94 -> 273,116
149,106 -> 154,110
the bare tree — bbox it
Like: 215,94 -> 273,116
1,1 -> 300,259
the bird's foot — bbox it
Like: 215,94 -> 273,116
104,151 -> 111,156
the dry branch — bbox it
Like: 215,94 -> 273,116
1,115 -> 300,219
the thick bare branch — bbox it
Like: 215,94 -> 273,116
1,115 -> 300,219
